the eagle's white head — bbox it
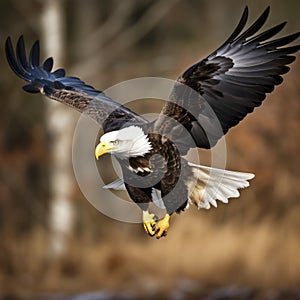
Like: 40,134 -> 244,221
95,126 -> 152,159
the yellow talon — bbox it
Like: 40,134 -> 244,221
155,214 -> 170,239
142,210 -> 157,236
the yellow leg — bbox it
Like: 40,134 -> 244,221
155,214 -> 170,239
142,210 -> 157,236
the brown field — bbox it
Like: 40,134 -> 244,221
1,211 -> 300,299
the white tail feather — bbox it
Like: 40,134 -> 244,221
187,163 -> 255,209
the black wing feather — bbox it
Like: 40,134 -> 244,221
155,6 -> 300,150
232,6 -> 270,44
6,36 -> 103,96
29,40 -> 40,68
42,57 -> 54,72
245,22 -> 286,45
259,32 -> 300,49
6,35 -> 147,130
6,37 -> 28,80
16,37 -> 30,77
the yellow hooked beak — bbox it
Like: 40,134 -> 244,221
95,141 -> 115,160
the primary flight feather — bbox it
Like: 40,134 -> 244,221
6,6 -> 299,238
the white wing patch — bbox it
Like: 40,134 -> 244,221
103,180 -> 166,210
151,188 -> 165,209
103,178 -> 126,190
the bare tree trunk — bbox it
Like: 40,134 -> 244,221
40,0 -> 76,255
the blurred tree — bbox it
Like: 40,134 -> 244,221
40,0 -> 76,255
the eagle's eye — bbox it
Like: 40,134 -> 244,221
113,140 -> 120,146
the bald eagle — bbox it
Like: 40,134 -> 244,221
6,6 -> 299,238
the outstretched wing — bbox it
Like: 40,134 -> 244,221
5,36 -> 147,132
154,6 -> 300,150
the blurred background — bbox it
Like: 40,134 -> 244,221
0,0 -> 300,299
